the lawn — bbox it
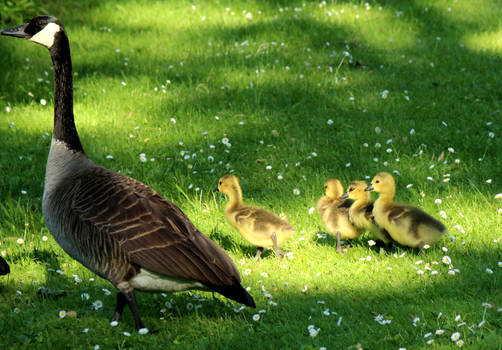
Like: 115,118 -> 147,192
0,0 -> 501,349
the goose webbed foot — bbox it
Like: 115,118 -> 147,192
270,232 -> 285,260
254,247 -> 264,260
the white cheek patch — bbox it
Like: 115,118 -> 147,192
29,22 -> 61,48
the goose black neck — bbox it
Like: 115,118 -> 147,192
49,31 -> 84,153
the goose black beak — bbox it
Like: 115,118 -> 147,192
213,187 -> 220,192
365,185 -> 374,192
1,23 -> 29,39
340,192 -> 349,199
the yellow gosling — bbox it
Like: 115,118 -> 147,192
317,178 -> 362,253
343,180 -> 393,245
217,174 -> 295,260
366,172 -> 447,249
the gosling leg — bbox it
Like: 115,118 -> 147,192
335,231 -> 344,253
271,232 -> 285,260
418,242 -> 426,255
254,247 -> 264,260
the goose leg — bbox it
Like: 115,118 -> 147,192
270,232 -> 285,260
110,292 -> 127,324
254,247 -> 264,260
123,290 -> 146,331
335,231 -> 343,253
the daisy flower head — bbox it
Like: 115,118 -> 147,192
435,329 -> 444,335
92,300 -> 103,310
59,310 -> 66,318
451,332 -> 461,341
442,256 -> 452,265
138,328 -> 149,335
368,240 -> 376,246
456,340 -> 464,347
252,314 -> 260,321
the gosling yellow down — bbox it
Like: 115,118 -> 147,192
317,178 -> 362,253
217,174 -> 295,260
343,180 -> 393,245
366,172 -> 447,249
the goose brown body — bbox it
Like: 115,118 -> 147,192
367,172 -> 447,248
2,16 -> 254,331
317,178 -> 362,252
345,180 -> 393,244
43,152 -> 244,294
217,174 -> 294,259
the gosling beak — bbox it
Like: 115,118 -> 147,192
340,192 -> 349,199
1,23 -> 29,39
213,187 -> 220,192
365,184 -> 374,192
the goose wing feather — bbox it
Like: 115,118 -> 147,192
72,166 -> 240,286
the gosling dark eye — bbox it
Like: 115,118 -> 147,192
375,180 -> 380,184
349,187 -> 354,192
219,181 -> 222,185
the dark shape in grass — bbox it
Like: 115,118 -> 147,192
0,256 -> 10,275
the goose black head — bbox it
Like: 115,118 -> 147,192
1,15 -> 64,49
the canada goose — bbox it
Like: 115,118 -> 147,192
1,16 -> 255,332
317,178 -> 362,253
366,172 -> 447,249
342,181 -> 393,245
0,256 -> 9,275
216,174 -> 294,260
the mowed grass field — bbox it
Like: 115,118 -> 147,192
0,0 -> 501,349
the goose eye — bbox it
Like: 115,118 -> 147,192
219,181 -> 222,185
375,180 -> 380,184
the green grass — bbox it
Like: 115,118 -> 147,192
0,0 -> 501,348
